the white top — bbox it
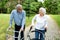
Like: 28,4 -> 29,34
32,14 -> 47,30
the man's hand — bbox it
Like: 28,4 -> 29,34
8,26 -> 12,30
20,28 -> 23,32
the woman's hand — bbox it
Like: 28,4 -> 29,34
45,26 -> 48,32
29,25 -> 34,31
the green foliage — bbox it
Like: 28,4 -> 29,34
0,0 -> 60,15
44,0 -> 58,14
0,0 -> 8,8
22,0 -> 43,16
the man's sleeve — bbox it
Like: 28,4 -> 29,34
21,11 -> 26,29
9,10 -> 14,27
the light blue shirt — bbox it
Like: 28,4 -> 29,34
9,9 -> 26,29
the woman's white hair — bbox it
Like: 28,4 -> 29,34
16,4 -> 22,8
39,7 -> 46,14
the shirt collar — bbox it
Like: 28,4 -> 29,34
16,10 -> 23,13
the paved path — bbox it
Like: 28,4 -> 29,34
24,15 -> 60,40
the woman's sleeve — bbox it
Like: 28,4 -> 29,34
32,15 -> 36,26
45,16 -> 48,27
45,20 -> 48,27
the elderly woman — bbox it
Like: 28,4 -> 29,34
32,7 -> 48,40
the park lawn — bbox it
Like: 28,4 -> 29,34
0,14 -> 34,40
51,15 -> 60,28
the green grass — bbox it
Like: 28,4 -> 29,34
0,14 -> 34,40
51,15 -> 60,28
0,14 -> 60,40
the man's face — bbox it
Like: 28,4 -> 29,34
17,6 -> 22,13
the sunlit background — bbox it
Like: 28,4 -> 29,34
0,0 -> 60,40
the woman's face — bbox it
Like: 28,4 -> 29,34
39,10 -> 44,16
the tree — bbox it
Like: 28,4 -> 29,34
44,0 -> 58,14
0,0 -> 8,13
0,0 -> 60,15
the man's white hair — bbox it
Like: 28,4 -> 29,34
39,7 -> 46,14
16,4 -> 22,8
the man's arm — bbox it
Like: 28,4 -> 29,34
21,11 -> 26,30
9,10 -> 14,28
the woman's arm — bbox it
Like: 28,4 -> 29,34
32,15 -> 36,26
45,16 -> 48,32
29,15 -> 37,31
45,20 -> 48,28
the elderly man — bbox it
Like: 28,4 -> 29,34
9,4 -> 26,40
